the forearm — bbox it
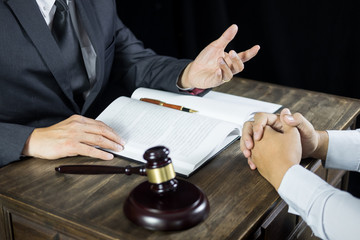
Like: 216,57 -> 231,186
310,130 -> 329,160
322,188 -> 360,239
278,165 -> 360,239
324,129 -> 360,172
112,18 -> 194,93
0,122 -> 34,167
122,57 -> 193,93
177,62 -> 194,89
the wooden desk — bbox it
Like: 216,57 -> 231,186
1,78 -> 359,240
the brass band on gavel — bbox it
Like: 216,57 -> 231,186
146,163 -> 176,184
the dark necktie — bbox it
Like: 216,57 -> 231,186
52,0 -> 89,108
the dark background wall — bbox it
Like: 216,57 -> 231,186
116,0 -> 360,99
116,0 -> 360,196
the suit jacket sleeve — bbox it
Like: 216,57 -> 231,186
110,16 -> 194,94
0,0 -> 207,167
0,123 -> 35,167
87,6 -> 209,117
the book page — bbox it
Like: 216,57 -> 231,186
96,97 -> 240,176
131,88 -> 281,127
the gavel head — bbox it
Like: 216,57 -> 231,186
143,146 -> 178,194
124,146 -> 209,230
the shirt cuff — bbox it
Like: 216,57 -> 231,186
278,165 -> 330,216
176,82 -> 205,95
176,85 -> 194,91
326,130 -> 360,171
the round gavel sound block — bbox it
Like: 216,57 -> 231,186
123,146 -> 210,231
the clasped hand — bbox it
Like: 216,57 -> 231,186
240,108 -> 329,190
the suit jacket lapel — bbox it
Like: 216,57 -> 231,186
6,0 -> 78,111
75,0 -> 105,113
7,0 -> 106,114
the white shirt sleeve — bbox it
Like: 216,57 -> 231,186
278,129 -> 360,240
326,129 -> 360,171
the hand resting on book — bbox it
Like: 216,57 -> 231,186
22,115 -> 125,160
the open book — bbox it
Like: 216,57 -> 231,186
96,88 -> 281,176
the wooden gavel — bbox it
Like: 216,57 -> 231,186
55,146 -> 210,231
55,146 -> 178,194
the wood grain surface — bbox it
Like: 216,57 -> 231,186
1,78 -> 359,240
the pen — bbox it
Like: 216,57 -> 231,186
140,98 -> 198,113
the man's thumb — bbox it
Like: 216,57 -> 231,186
280,108 -> 298,128
281,109 -> 313,138
278,108 -> 298,133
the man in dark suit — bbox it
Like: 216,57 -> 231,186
0,0 -> 259,166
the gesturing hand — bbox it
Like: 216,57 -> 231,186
22,115 -> 125,160
178,24 -> 260,89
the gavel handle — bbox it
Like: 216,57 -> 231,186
55,165 -> 146,176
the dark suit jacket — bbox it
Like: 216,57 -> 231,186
0,0 -> 192,166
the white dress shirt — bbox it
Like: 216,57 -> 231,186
36,0 -> 96,90
278,129 -> 360,240
36,0 -> 56,26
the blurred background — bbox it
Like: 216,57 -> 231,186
116,0 -> 360,196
